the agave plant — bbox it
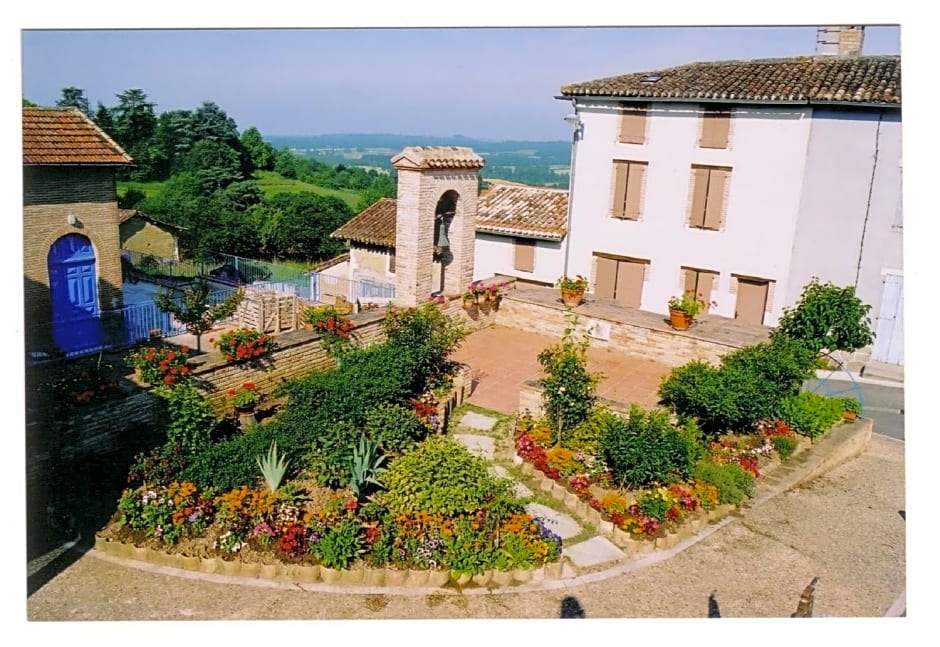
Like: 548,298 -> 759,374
349,433 -> 388,501
256,441 -> 291,493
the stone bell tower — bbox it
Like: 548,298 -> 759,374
390,146 -> 484,306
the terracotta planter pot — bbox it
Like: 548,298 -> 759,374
471,570 -> 493,587
451,571 -> 473,586
427,570 -> 451,588
462,298 -> 476,311
560,288 -> 584,307
669,309 -> 692,330
319,566 -> 341,584
843,410 -> 858,421
238,409 -> 257,430
303,322 -> 314,332
491,570 -> 513,587
385,567 -> 407,586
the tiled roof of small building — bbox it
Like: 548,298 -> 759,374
391,146 -> 485,170
560,55 -> 900,106
23,107 -> 133,165
331,183 -> 569,248
118,209 -> 186,230
330,197 -> 398,247
476,182 -> 568,241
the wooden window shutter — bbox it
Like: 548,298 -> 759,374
594,255 -> 618,299
699,271 -> 716,311
689,167 -> 710,227
513,238 -> 536,273
682,268 -> 697,294
700,108 -> 731,149
623,162 -> 646,220
611,162 -> 629,217
703,168 -> 729,230
388,250 -> 396,273
619,104 -> 648,144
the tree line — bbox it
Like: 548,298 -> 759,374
47,87 -> 396,262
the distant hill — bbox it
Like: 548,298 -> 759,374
267,133 -> 572,188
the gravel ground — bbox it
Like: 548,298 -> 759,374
23,435 -> 906,638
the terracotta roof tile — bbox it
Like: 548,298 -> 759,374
560,55 -> 900,106
23,107 -> 133,165
331,183 -> 569,248
391,146 -> 485,170
476,182 -> 568,241
330,197 -> 398,247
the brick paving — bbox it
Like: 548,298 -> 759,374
449,325 -> 671,415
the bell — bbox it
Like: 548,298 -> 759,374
435,220 -> 450,248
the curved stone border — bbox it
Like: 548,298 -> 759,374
515,457 -> 738,550
92,533 -> 566,590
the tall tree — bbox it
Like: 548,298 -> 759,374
182,140 -> 244,193
93,102 -> 115,135
55,87 -> 90,116
151,109 -> 195,178
261,193 -> 352,261
192,101 -> 239,143
111,88 -> 157,151
240,127 -> 276,171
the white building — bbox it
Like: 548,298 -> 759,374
557,38 -> 902,365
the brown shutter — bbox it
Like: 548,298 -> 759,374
388,249 -> 396,273
689,167 -> 710,227
623,162 -> 646,220
611,162 -> 628,217
683,268 -> 697,294
594,256 -> 618,299
701,109 -> 731,149
616,260 -> 646,308
698,271 -> 716,311
513,238 -> 536,272
619,104 -> 647,144
703,168 -> 729,230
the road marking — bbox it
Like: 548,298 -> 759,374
864,406 -> 904,414
27,535 -> 80,577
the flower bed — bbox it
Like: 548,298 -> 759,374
214,328 -> 275,364
512,413 -> 802,547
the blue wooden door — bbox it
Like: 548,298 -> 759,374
48,234 -> 103,352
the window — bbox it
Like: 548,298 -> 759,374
611,160 -> 648,220
618,103 -> 648,144
688,165 -> 731,230
388,250 -> 396,274
593,253 -> 649,308
513,238 -> 536,272
699,107 -> 732,149
680,267 -> 718,312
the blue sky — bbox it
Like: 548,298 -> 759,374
20,25 -> 901,141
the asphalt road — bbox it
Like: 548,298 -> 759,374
805,378 -> 904,441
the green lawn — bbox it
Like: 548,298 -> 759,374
254,171 -> 361,209
118,173 -> 362,210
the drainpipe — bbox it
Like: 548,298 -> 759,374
562,104 -> 583,278
855,111 -> 884,288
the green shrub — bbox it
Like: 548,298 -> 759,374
180,423 -> 291,491
771,435 -> 799,460
311,519 -> 364,569
305,420 -> 361,488
774,391 -> 844,439
600,405 -> 701,489
382,436 -> 508,516
127,442 -> 188,488
772,277 -> 875,354
839,396 -> 862,414
153,383 -> 217,455
364,403 -> 430,454
382,304 -> 468,395
566,406 -> 620,456
537,316 -> 601,436
693,460 -> 754,505
658,338 -> 817,436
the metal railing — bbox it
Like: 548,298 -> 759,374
310,273 -> 395,305
122,287 -> 239,345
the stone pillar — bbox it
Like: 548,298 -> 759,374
391,147 -> 484,307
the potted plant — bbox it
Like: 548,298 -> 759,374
667,290 -> 714,330
215,328 -> 275,363
557,275 -> 588,307
468,281 -> 488,305
125,344 -> 193,385
229,382 -> 260,412
461,290 -> 477,310
840,396 -> 862,421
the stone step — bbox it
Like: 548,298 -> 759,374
457,411 -> 498,432
525,502 -> 583,540
488,465 -> 534,498
452,434 -> 495,461
563,536 -> 626,570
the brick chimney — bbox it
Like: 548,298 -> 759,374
816,26 -> 865,57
